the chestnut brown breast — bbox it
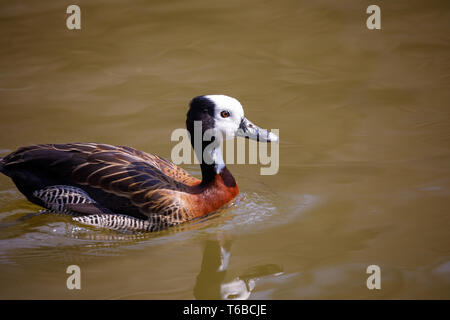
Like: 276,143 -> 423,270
184,173 -> 240,218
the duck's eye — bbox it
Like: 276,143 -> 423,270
220,110 -> 230,118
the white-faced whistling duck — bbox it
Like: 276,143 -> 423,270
0,95 -> 278,232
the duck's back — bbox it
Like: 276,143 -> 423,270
0,143 -> 200,222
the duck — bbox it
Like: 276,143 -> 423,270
0,95 -> 278,232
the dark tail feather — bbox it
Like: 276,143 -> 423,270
0,157 -> 4,173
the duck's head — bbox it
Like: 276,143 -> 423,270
186,95 -> 279,143
186,95 -> 278,179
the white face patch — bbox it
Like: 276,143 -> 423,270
205,95 -> 245,140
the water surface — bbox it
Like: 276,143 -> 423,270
0,0 -> 449,299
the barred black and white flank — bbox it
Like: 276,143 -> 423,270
32,185 -> 95,215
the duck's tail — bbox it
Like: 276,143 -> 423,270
0,157 -> 4,173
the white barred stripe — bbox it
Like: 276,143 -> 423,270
32,185 -> 94,214
32,185 -> 179,232
73,214 -> 154,232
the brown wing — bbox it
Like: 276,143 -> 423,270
1,143 -> 200,221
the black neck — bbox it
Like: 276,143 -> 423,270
199,161 -> 236,188
188,129 -> 235,187
190,133 -> 218,184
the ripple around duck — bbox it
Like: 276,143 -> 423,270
0,179 -> 320,260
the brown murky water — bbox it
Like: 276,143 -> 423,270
0,0 -> 449,299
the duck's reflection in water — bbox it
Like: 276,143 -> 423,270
194,235 -> 283,300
